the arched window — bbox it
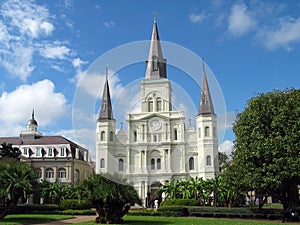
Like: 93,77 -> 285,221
206,155 -> 212,166
205,126 -> 210,137
151,158 -> 155,170
110,131 -> 114,141
174,128 -> 178,140
100,158 -> 105,168
35,168 -> 42,178
58,168 -> 66,178
152,56 -> 158,71
198,128 -> 201,138
213,127 -> 216,138
118,159 -> 124,171
148,98 -> 153,112
156,98 -> 162,111
189,157 -> 195,170
133,131 -> 137,142
157,158 -> 161,170
45,168 -> 54,178
101,131 -> 105,141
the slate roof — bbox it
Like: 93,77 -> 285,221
0,135 -> 88,160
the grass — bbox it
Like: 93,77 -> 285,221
73,215 -> 296,225
0,214 -> 74,225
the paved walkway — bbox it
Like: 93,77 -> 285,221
36,215 -> 96,225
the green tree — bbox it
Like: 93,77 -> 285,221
80,173 -> 141,224
186,176 -> 202,200
232,89 -> 300,209
40,180 -> 78,205
0,142 -> 21,159
0,158 -> 38,219
156,179 -> 180,200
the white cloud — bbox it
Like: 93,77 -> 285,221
218,140 -> 234,157
0,79 -> 68,135
257,17 -> 300,50
0,0 -> 74,80
72,57 -> 88,69
1,43 -> 34,81
39,43 -> 71,59
228,3 -> 256,36
104,21 -> 115,29
1,0 -> 54,39
189,13 -> 206,23
74,69 -> 125,99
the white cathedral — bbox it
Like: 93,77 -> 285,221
95,19 -> 219,204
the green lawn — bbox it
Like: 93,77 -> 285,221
0,214 -> 73,225
73,215 -> 295,225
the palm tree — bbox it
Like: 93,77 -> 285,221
80,173 -> 141,224
0,158 -> 37,219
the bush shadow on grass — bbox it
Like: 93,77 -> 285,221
124,220 -> 171,225
0,214 -> 73,225
0,217 -> 58,224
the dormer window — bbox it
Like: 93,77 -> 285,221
23,148 -> 28,155
60,147 -> 66,157
152,56 -> 158,71
48,147 -> 54,157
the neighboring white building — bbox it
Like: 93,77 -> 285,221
96,19 -> 219,204
0,110 -> 94,186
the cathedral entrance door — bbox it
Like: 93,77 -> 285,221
150,181 -> 161,207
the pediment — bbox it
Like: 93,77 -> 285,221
139,113 -> 169,121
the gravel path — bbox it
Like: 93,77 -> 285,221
35,215 -> 95,224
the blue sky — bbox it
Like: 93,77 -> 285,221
0,0 -> 299,159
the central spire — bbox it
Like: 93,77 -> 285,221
145,18 -> 167,80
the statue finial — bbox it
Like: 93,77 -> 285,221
105,65 -> 108,79
153,11 -> 158,21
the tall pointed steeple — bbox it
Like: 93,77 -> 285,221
198,59 -> 215,115
98,67 -> 114,120
145,18 -> 167,80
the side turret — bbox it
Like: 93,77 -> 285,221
196,59 -> 219,179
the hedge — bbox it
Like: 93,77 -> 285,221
59,199 -> 92,210
128,209 -> 161,216
160,199 -> 199,207
61,209 -> 96,215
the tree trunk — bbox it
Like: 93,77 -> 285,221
0,204 -> 17,220
0,208 -> 8,220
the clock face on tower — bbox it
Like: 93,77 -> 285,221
149,118 -> 161,131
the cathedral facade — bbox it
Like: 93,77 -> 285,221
96,19 -> 219,204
